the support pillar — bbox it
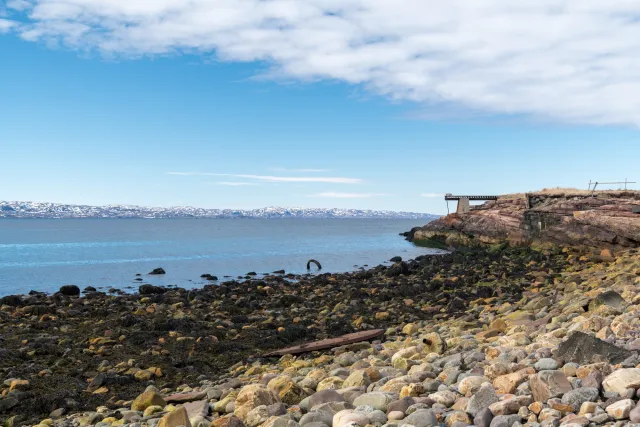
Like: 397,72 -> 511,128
456,197 -> 470,214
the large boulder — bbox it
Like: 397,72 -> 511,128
234,384 -> 280,421
555,331 -> 632,365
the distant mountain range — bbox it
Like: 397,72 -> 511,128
0,201 -> 439,220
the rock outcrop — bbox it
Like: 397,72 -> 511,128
410,189 -> 640,250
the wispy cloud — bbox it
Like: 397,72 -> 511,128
213,181 -> 260,186
6,1 -> 640,125
310,192 -> 388,199
0,19 -> 16,33
270,167 -> 331,173
167,172 -> 363,184
421,193 -> 445,198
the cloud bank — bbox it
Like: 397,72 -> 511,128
5,1 -> 640,125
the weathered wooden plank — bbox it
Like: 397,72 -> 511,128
263,329 -> 385,357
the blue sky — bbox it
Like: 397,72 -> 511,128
2,1 -> 640,214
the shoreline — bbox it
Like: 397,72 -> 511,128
0,245 -> 572,425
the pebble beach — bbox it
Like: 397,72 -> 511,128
2,246 -> 640,427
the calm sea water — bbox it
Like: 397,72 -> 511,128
0,218 -> 441,296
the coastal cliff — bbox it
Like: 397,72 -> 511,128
410,189 -> 640,250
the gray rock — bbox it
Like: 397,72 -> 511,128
489,414 -> 520,427
406,403 -> 431,415
630,402 -> 640,423
301,423 -> 329,427
313,401 -> 354,418
581,370 -> 603,389
386,397 -> 415,414
308,390 -> 345,410
422,379 -> 441,392
404,409 -> 439,427
368,410 -> 387,424
0,397 -> 18,412
535,358 -> 559,371
555,331 -> 632,365
299,411 -> 333,426
561,387 -> 600,411
589,290 -> 626,311
474,408 -> 493,427
352,392 -> 396,412
467,384 -> 500,417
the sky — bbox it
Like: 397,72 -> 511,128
1,1 -> 640,214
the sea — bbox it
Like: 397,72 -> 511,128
0,218 -> 444,296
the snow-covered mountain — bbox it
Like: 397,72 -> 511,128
0,201 -> 438,220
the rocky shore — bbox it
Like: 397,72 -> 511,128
2,244 -> 640,427
408,189 -> 640,250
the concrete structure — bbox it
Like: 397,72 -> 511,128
444,194 -> 499,214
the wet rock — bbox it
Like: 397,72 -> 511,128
555,331 -> 632,365
0,397 -> 19,413
0,295 -> 21,307
59,285 -> 80,296
139,284 -> 167,295
149,267 -> 166,275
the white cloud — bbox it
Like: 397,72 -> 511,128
270,167 -> 330,173
420,193 -> 445,198
167,172 -> 363,184
310,192 -> 387,198
214,181 -> 260,186
0,19 -> 17,33
7,1 -> 640,125
6,0 -> 30,11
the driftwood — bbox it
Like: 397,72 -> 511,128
264,329 -> 385,357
